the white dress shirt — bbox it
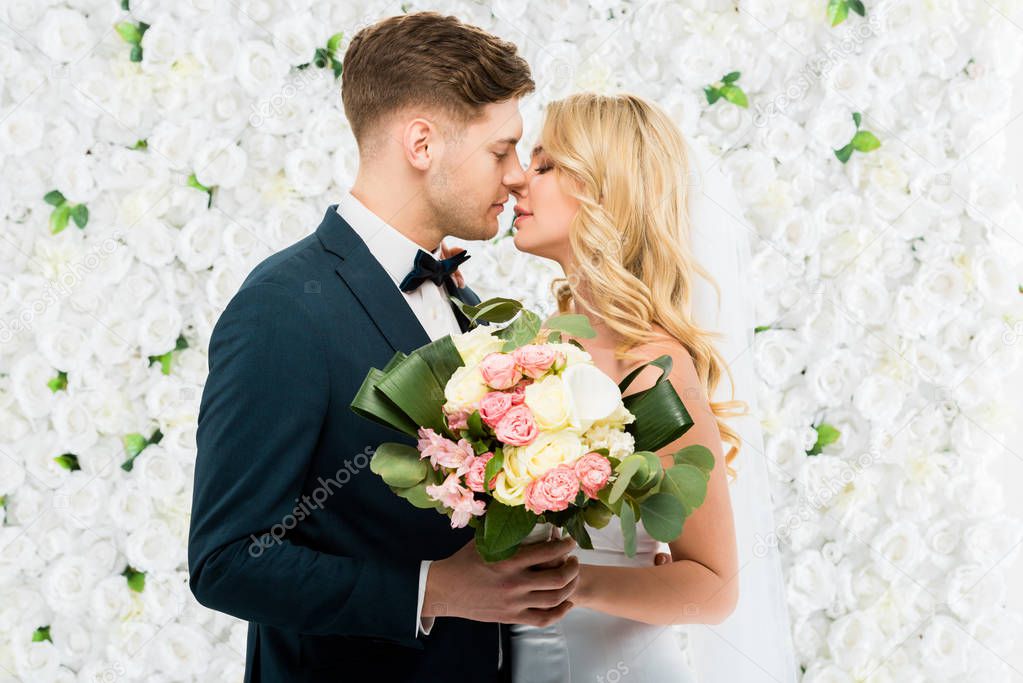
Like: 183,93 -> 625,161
335,190 -> 460,640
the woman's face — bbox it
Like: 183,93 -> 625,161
511,144 -> 579,265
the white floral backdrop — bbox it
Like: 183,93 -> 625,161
2,0 -> 1022,681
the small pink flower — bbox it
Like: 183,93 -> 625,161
416,427 -> 474,474
513,344 -> 561,379
524,464 -> 581,514
478,352 -> 523,390
445,408 -> 470,431
465,452 -> 498,493
574,452 -> 612,499
508,378 -> 530,405
494,404 -> 538,446
478,391 -> 514,428
425,472 -> 486,528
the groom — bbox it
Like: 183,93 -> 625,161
187,11 -> 581,683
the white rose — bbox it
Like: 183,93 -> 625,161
191,26 -> 240,82
176,212 -> 223,271
442,364 -> 490,413
54,472 -> 108,529
136,446 -> 187,500
10,353 -> 56,418
137,302 -> 183,357
149,120 -> 203,171
151,624 -> 213,677
452,326 -> 505,366
804,351 -> 859,408
107,482 -> 154,532
753,329 -> 806,387
125,518 -> 182,573
787,549 -> 836,613
852,374 -> 904,425
0,107 -> 44,155
920,615 -> 970,679
962,515 -> 1022,568
42,554 -> 99,615
871,521 -> 923,581
503,430 -> 586,487
142,571 -> 190,624
49,614 -> 93,668
193,138 -> 247,189
35,8 -> 94,63
284,147 -> 333,197
127,218 -> 177,268
826,611 -> 882,675
236,40 -> 289,94
524,374 -> 572,431
51,154 -> 97,203
13,639 -> 60,682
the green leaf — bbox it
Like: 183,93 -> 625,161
332,59 -> 342,79
132,138 -> 148,150
547,331 -> 562,343
70,204 -> 89,229
467,410 -> 487,441
639,492 -> 686,543
393,481 -> 443,509
415,335 -> 465,389
130,44 -> 143,62
122,565 -> 146,592
563,513 -> 593,549
543,313 -> 597,339
54,453 -> 81,471
618,355 -> 694,453
327,32 -> 344,54
852,111 -> 862,128
115,21 -> 142,44
370,442 -> 428,488
43,190 -> 66,206
660,463 -> 708,515
582,501 -> 612,529
849,0 -> 865,16
123,433 -> 148,459
608,454 -> 644,504
754,325 -> 772,333
498,309 -> 542,351
32,626 -> 51,643
377,353 -> 450,436
850,130 -> 881,152
483,449 -> 504,492
807,422 -> 841,455
671,445 -> 714,474
834,143 -> 853,164
720,84 -> 748,108
827,0 -> 849,26
704,86 -> 721,105
350,367 -> 420,438
47,370 -> 68,392
50,204 -> 71,234
121,0 -> 130,10
481,501 -> 537,554
473,298 -> 524,324
722,71 -> 741,84
620,500 -> 637,558
475,530 -> 519,562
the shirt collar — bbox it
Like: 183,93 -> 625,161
335,189 -> 442,288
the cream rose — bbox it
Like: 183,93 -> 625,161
442,364 -> 490,413
523,375 -> 572,431
452,326 -> 505,366
503,431 -> 587,487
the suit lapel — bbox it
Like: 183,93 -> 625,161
316,204 -> 484,351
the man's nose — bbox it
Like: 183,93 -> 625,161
505,163 -> 527,195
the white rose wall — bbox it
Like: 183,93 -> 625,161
1,0 -> 1022,681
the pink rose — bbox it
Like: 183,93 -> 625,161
508,378 -> 530,405
416,427 -> 474,474
494,404 -> 538,446
478,392 -> 514,428
524,464 -> 580,514
478,352 -> 523,390
465,452 -> 498,493
513,344 -> 561,379
573,452 -> 612,499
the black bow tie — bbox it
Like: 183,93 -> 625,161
399,248 -> 471,293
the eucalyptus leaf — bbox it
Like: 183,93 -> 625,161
639,492 -> 685,543
660,464 -> 708,515
620,500 -> 637,558
671,445 -> 715,474
370,442 -> 427,488
543,313 -> 596,339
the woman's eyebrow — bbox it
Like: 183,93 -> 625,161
531,144 -> 544,157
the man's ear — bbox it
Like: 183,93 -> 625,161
404,118 -> 434,171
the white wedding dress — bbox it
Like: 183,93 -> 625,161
559,526 -> 695,682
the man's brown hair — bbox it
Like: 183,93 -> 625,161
341,11 -> 534,147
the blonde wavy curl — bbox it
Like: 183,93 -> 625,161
541,92 -> 747,480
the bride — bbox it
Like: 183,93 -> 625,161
502,92 -> 799,683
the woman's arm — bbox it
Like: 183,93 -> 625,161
573,339 -> 740,625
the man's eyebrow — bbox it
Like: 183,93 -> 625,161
494,136 -> 519,145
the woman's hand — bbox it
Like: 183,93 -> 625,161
440,243 -> 467,288
654,552 -> 672,566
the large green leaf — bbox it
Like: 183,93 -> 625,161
543,314 -> 596,339
498,310 -> 542,351
671,445 -> 715,475
414,335 -> 463,388
660,463 -> 708,515
620,500 -> 637,558
370,443 -> 428,488
350,368 -> 420,437
482,501 -> 537,553
377,353 -> 449,435
619,354 -> 694,452
393,481 -> 443,510
639,492 -> 686,543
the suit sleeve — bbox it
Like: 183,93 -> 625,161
187,281 -> 423,648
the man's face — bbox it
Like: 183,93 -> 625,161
425,98 -> 526,242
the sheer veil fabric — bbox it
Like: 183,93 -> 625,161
682,138 -> 800,683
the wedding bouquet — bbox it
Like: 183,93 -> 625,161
351,298 -> 714,561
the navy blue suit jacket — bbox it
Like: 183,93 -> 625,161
188,205 -> 510,682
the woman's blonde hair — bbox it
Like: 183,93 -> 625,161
543,92 -> 746,479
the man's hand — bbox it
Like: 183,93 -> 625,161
423,536 -> 579,627
440,243 -> 466,288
